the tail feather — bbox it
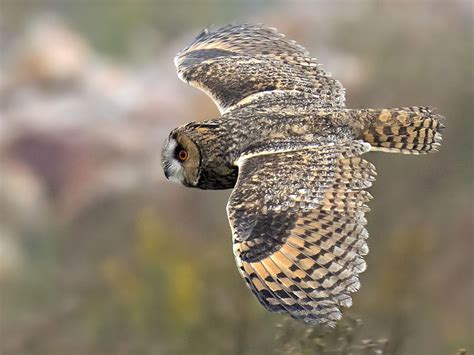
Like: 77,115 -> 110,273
360,107 -> 445,154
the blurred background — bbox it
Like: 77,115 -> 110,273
0,0 -> 472,354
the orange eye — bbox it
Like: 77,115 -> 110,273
178,149 -> 188,161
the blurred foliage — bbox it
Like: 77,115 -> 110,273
100,209 -> 202,333
275,317 -> 389,355
0,0 -> 473,354
1,0 -> 268,59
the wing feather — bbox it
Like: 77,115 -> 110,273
175,24 -> 345,113
227,140 -> 375,326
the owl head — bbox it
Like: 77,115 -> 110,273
161,129 -> 201,187
161,122 -> 238,190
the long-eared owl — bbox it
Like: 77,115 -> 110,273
161,24 -> 444,326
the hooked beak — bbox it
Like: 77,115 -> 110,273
164,168 -> 170,180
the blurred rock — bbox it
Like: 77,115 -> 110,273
0,158 -> 49,228
0,16 -> 184,219
5,16 -> 91,88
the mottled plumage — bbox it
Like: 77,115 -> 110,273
161,24 -> 444,326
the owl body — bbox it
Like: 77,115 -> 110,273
161,24 -> 444,326
172,103 -> 357,189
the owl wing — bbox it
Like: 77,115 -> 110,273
175,24 -> 345,113
227,140 -> 376,326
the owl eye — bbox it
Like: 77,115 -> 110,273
177,149 -> 189,161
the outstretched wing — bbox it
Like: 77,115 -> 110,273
227,140 -> 375,326
175,24 -> 345,113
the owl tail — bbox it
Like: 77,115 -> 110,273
360,107 -> 445,154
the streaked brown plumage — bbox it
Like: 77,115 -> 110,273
161,24 -> 444,326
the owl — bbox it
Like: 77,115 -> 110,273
161,24 -> 444,326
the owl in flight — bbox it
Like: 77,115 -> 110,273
161,24 -> 444,326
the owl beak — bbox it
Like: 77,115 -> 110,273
164,168 -> 170,180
